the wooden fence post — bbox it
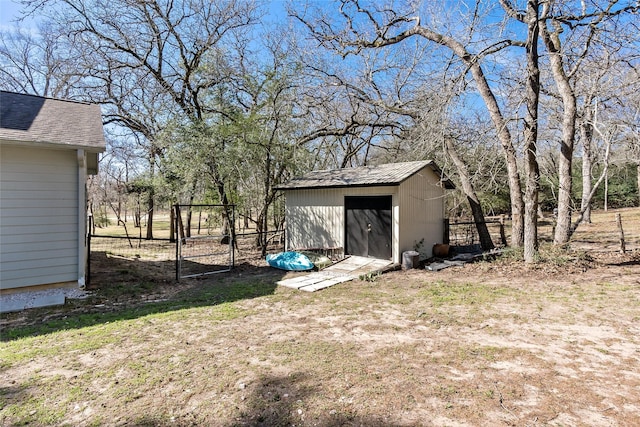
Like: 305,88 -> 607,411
499,215 -> 507,246
616,213 -> 626,254
443,218 -> 450,244
175,205 -> 185,243
170,206 -> 175,243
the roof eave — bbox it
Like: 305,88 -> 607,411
275,182 -> 400,191
0,138 -> 106,152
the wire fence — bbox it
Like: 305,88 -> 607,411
88,210 -> 638,284
89,235 -> 174,261
445,217 -> 508,248
446,209 -> 640,252
88,230 -> 285,284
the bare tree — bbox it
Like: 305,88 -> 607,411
22,0 -> 262,237
500,0 -> 543,261
575,54 -> 637,224
0,24 -> 79,97
291,0 -> 526,249
538,0 -> 638,244
292,0 -> 639,260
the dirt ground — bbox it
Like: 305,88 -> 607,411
1,210 -> 639,426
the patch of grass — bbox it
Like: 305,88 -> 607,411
418,281 -> 509,308
1,322 -> 124,366
359,271 -> 381,282
1,276 -> 276,341
495,246 -> 524,262
429,344 -> 507,366
0,375 -> 67,426
1,397 -> 64,426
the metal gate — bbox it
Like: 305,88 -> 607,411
175,204 -> 235,280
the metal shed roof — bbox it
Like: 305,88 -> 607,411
277,160 -> 455,190
0,91 -> 106,152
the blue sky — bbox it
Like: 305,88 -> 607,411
0,0 -> 288,30
0,0 -> 40,30
1,0 -> 23,24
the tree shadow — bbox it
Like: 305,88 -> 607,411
229,373 -> 406,427
608,258 -> 640,267
0,253 -> 286,341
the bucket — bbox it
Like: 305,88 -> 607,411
432,243 -> 450,258
402,251 -> 420,270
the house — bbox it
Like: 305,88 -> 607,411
0,91 -> 106,312
276,160 -> 455,264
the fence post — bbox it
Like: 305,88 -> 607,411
443,218 -> 450,244
175,204 -> 180,282
170,206 -> 176,243
616,213 -> 626,254
231,204 -> 235,268
499,214 -> 507,246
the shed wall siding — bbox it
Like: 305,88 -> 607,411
285,189 -> 344,251
285,186 -> 399,257
398,168 -> 445,258
0,145 -> 79,289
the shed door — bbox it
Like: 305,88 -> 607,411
345,196 -> 392,260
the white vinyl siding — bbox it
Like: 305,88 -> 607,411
0,145 -> 79,289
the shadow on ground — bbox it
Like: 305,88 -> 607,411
224,372 -> 407,427
0,252 -> 285,341
129,373 -> 408,427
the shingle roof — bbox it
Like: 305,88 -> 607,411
277,160 -> 455,190
0,91 -> 105,151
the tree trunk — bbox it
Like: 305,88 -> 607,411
145,151 -> 155,240
580,100 -> 594,224
523,0 -> 541,263
185,180 -> 198,238
146,190 -> 154,240
256,208 -> 269,256
208,161 -> 236,248
616,213 -> 626,253
605,169 -> 609,210
568,137 -> 611,238
185,207 -> 193,238
411,26 -> 524,247
637,163 -> 640,207
541,20 -> 576,245
444,137 -> 494,251
465,52 -> 524,248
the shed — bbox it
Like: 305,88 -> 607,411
0,91 -> 106,312
277,160 -> 455,264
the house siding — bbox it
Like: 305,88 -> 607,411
0,145 -> 79,289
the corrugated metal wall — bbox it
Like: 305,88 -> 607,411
0,145 -> 79,289
285,187 -> 400,256
283,166 -> 446,262
398,168 -> 445,258
285,188 -> 343,251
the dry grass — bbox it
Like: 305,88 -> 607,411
1,208 -> 639,426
